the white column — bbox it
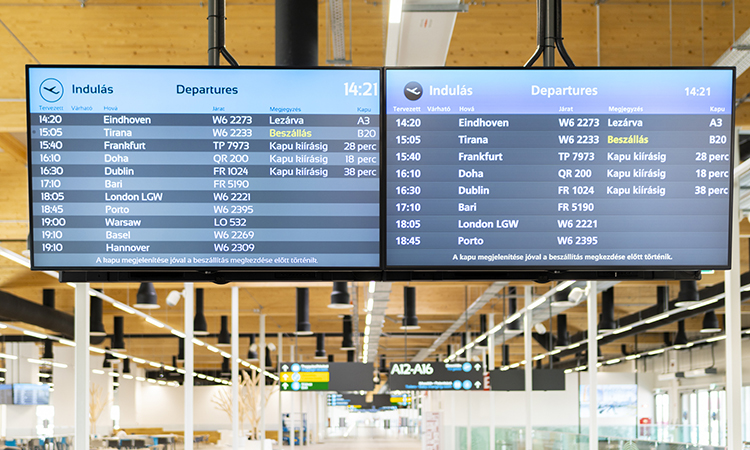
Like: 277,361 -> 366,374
488,313 -> 495,450
184,283 -> 194,450
587,281 -> 598,450
290,343 -> 295,450
278,333 -> 283,442
231,286 -> 240,449
74,283 -> 90,450
524,286 -> 532,450
260,313 -> 266,443
726,127 -> 742,450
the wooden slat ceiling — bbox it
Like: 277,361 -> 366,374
0,0 -> 748,372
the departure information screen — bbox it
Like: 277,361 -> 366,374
27,66 -> 381,270
385,68 -> 734,270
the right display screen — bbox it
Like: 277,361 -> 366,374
385,68 -> 735,270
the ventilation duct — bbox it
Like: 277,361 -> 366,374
329,281 -> 352,309
315,333 -> 326,359
555,314 -> 570,348
341,315 -> 355,350
599,287 -> 617,331
296,288 -> 312,336
112,316 -> 126,351
401,286 -> 419,330
193,288 -> 209,336
217,315 -> 230,347
135,282 -> 159,309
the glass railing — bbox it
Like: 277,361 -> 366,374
449,426 -> 733,450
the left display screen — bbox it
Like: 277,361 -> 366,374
27,66 -> 382,270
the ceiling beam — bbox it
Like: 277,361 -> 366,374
0,132 -> 26,165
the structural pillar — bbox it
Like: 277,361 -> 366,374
587,281 -> 598,450
74,283 -> 90,450
231,287 -> 240,449
184,283 -> 195,450
726,127 -> 742,450
524,286 -> 532,450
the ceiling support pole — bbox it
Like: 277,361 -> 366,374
524,286 -> 532,450
231,287 -> 240,450
260,312 -> 267,443
74,282 -> 90,450
725,127 -> 743,450
184,283 -> 195,450
587,281 -> 598,450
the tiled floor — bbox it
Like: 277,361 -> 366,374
290,437 -> 421,450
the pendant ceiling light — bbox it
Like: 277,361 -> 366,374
379,355 -> 387,373
135,282 -> 159,309
401,286 -> 420,330
341,315 -> 355,350
701,311 -> 722,333
328,354 -> 334,363
247,335 -> 258,361
673,320 -> 688,346
111,316 -> 126,351
221,358 -> 230,376
502,345 -> 510,366
315,333 -> 326,359
675,281 -> 700,307
90,296 -> 107,337
347,349 -> 355,362
123,358 -> 131,374
295,288 -> 313,335
193,288 -> 209,336
217,315 -> 231,347
329,281 -> 353,309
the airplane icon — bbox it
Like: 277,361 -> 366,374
39,78 -> 63,102
406,87 -> 421,96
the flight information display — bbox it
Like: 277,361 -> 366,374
27,66 -> 381,270
385,68 -> 734,270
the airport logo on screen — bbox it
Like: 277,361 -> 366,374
388,362 -> 483,391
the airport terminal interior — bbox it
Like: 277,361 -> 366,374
4,1 -> 750,449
